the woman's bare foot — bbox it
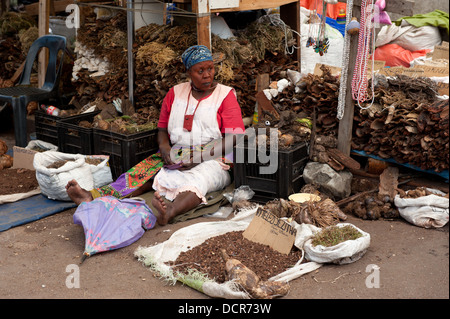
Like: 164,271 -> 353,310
151,192 -> 171,226
151,191 -> 202,226
66,179 -> 93,205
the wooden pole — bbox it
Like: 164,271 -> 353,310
337,5 -> 360,155
193,0 -> 211,50
38,0 -> 50,88
127,0 -> 135,106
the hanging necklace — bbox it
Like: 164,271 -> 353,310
190,81 -> 217,94
351,0 -> 376,109
183,88 -> 203,132
191,82 -> 204,92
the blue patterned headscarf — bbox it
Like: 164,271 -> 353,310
181,45 -> 213,70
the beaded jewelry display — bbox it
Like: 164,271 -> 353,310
313,0 -> 329,56
351,0 -> 376,109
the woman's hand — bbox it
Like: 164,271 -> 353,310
175,149 -> 201,171
157,128 -> 174,165
160,144 -> 174,165
177,161 -> 199,171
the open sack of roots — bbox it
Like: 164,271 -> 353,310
134,207 -> 322,299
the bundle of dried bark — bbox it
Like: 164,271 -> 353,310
254,109 -> 311,149
0,37 -> 26,84
270,65 -> 340,137
352,75 -> 448,172
73,11 -> 299,115
263,197 -> 346,228
310,135 -> 361,171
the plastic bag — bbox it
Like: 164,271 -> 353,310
373,43 -> 430,67
25,139 -> 58,152
394,189 -> 449,228
0,188 -> 41,204
223,185 -> 255,203
303,223 -> 371,265
33,151 -> 94,201
300,22 -> 344,75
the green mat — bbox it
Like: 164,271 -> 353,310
138,183 -> 234,224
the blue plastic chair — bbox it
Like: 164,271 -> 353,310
0,35 -> 67,147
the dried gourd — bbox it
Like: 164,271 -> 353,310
0,154 -> 13,170
0,139 -> 7,155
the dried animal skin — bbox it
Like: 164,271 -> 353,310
220,249 -> 290,299
250,280 -> 290,299
222,249 -> 260,292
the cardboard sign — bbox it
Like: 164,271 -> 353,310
432,44 -> 449,61
367,60 -> 386,73
314,63 -> 341,77
243,207 -> 296,255
12,146 -> 37,170
379,66 -> 425,77
418,65 -> 449,77
436,82 -> 449,96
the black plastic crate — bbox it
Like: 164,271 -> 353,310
34,107 -> 92,147
92,128 -> 158,179
34,110 -> 62,146
233,141 -> 309,203
57,110 -> 100,155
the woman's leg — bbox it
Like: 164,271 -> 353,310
66,178 -> 154,205
151,191 -> 202,226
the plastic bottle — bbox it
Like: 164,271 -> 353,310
41,104 -> 60,116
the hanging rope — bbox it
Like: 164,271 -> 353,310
351,0 -> 376,109
336,0 -> 353,120
257,14 -> 301,56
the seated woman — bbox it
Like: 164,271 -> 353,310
66,45 -> 245,226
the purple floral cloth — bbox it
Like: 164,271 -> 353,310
73,196 -> 156,257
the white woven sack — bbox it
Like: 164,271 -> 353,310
376,24 -> 441,52
394,189 -> 449,228
135,207 -> 322,299
85,155 -> 113,188
303,223 -> 371,265
33,151 -> 94,201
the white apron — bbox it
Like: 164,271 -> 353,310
153,82 -> 233,203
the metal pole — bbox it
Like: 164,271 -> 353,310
127,0 -> 135,106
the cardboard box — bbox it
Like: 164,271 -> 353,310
12,146 -> 37,170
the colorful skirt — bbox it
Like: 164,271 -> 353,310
90,152 -> 164,199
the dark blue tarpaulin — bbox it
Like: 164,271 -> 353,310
352,150 -> 449,182
0,194 -> 76,232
